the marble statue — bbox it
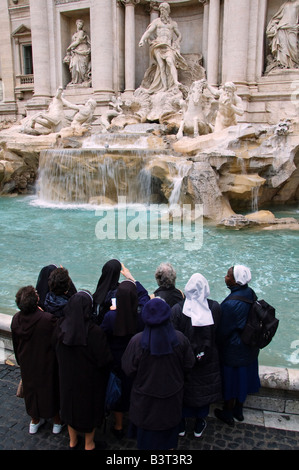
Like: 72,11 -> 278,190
213,82 -> 244,132
266,0 -> 299,70
20,88 -> 96,135
63,19 -> 91,86
21,87 -> 68,135
100,95 -> 124,129
177,79 -> 217,139
60,97 -> 97,130
138,2 -> 187,93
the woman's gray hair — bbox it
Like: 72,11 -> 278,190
155,263 -> 176,288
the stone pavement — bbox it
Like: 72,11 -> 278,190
1,363 -> 299,455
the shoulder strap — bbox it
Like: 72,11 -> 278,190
228,295 -> 254,304
227,290 -> 258,304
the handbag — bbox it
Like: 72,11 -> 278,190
16,379 -> 24,398
105,371 -> 121,412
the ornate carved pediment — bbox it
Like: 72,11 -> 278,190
11,24 -> 31,38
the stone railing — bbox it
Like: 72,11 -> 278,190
15,75 -> 34,100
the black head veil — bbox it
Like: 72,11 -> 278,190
113,280 -> 138,336
59,290 -> 93,346
93,259 -> 122,305
36,264 -> 57,308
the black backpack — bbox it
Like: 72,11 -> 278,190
229,295 -> 279,349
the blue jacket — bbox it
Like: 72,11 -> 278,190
217,284 -> 259,367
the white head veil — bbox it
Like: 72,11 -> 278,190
233,265 -> 251,285
183,273 -> 214,327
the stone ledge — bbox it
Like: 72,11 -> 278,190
0,313 -> 12,332
259,365 -> 299,391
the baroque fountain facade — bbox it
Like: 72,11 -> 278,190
0,0 -> 298,229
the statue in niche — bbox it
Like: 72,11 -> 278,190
138,2 -> 188,93
213,82 -> 244,133
177,79 -> 218,139
63,19 -> 91,86
266,0 -> 299,71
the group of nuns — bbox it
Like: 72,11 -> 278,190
11,259 -> 260,450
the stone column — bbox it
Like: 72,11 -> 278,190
123,0 -> 140,95
91,0 -> 114,101
206,0 -> 220,87
255,0 -> 268,80
0,0 -> 16,106
147,2 -> 159,66
222,0 -> 250,85
199,0 -> 210,69
149,1 -> 159,22
29,0 -> 51,102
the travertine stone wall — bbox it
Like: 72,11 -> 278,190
0,0 -> 298,125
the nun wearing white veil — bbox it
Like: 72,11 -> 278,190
171,273 -> 222,439
215,265 -> 260,427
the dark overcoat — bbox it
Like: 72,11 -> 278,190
218,284 -> 259,367
11,308 -> 60,419
171,299 -> 222,408
55,324 -> 113,433
122,330 -> 195,430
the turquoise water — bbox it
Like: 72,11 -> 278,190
0,195 -> 298,369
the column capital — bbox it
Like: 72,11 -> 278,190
199,0 -> 209,5
148,1 -> 160,13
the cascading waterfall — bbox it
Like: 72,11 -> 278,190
169,161 -> 192,205
235,155 -> 263,213
37,149 -> 153,204
251,186 -> 260,212
36,146 -> 190,207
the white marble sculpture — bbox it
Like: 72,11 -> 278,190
60,97 -> 97,131
177,79 -> 217,139
21,87 -> 68,135
20,88 -> 96,135
266,0 -> 299,70
63,19 -> 91,86
138,2 -> 187,93
100,95 -> 124,130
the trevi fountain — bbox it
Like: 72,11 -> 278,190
0,1 -> 298,369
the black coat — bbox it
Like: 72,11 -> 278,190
122,330 -> 195,430
55,324 -> 113,433
11,308 -> 60,419
171,299 -> 222,408
154,286 -> 184,307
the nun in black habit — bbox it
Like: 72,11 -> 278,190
11,285 -> 61,434
122,298 -> 195,450
101,279 -> 143,439
36,264 -> 57,310
55,290 -> 113,450
92,259 -> 122,323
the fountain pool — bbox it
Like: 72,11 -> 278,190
0,195 -> 298,369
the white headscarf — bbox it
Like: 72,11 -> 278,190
183,273 -> 214,327
233,265 -> 251,286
